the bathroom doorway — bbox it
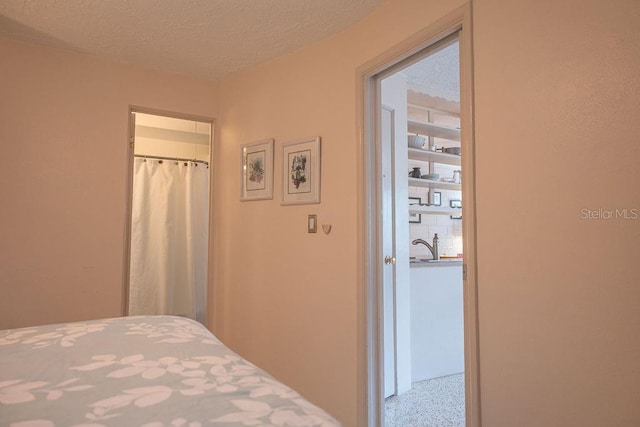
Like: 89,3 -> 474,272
358,5 -> 479,427
382,34 -> 466,426
125,109 -> 213,325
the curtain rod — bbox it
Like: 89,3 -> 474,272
134,154 -> 209,166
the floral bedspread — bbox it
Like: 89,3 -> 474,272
0,315 -> 340,427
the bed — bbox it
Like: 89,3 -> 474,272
0,315 -> 340,426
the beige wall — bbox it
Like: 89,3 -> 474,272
216,0 -> 640,425
474,0 -> 640,425
214,0 -> 466,424
0,38 -> 218,329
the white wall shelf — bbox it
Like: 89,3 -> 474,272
408,147 -> 461,166
408,120 -> 460,142
409,177 -> 461,191
409,205 -> 462,215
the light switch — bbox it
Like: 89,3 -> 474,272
308,214 -> 317,233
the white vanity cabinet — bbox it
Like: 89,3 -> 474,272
410,262 -> 464,382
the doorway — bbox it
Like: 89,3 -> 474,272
382,35 -> 465,426
358,5 -> 479,427
125,109 -> 213,325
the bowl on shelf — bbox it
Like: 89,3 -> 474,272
407,134 -> 426,149
421,173 -> 440,181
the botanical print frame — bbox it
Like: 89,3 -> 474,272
241,139 -> 273,201
282,137 -> 321,205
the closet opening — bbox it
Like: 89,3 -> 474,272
124,109 -> 213,326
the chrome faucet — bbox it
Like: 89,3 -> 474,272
412,234 -> 439,260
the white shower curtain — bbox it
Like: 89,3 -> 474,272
129,158 -> 209,324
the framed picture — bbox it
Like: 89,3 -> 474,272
282,137 -> 321,205
409,197 -> 421,223
450,199 -> 462,208
241,139 -> 273,201
431,191 -> 442,206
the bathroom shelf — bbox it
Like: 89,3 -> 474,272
408,120 -> 460,142
407,110 -> 462,224
408,177 -> 461,191
409,205 -> 462,215
408,147 -> 461,166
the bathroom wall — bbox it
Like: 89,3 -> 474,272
408,187 -> 463,258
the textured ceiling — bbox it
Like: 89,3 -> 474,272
0,0 -> 382,81
404,41 -> 459,103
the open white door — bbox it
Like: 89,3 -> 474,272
380,74 -> 411,397
381,105 -> 396,398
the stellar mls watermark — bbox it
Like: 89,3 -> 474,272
581,208 -> 638,220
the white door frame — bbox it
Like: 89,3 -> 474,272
356,4 -> 480,426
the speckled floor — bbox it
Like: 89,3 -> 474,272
385,373 -> 465,427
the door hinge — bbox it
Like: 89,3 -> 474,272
463,263 -> 467,280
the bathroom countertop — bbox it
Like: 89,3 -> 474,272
409,258 -> 463,267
